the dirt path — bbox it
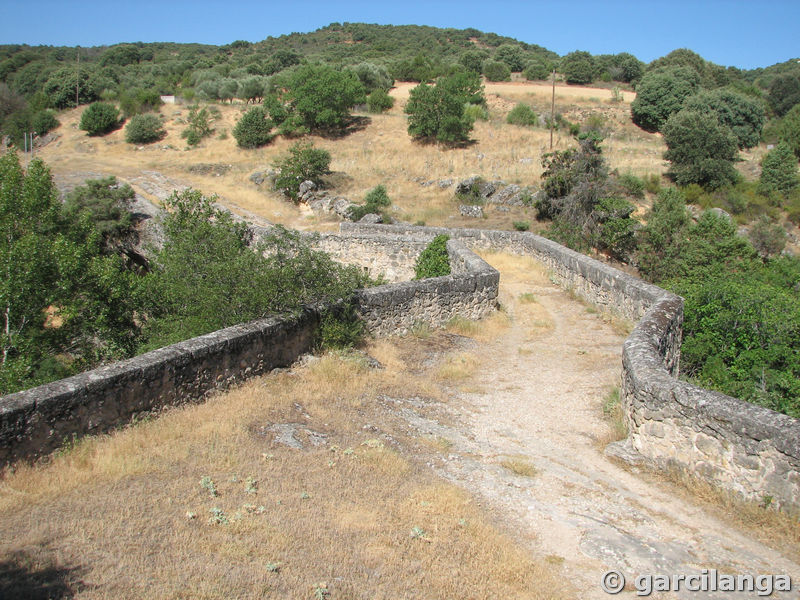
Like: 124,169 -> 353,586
400,253 -> 799,599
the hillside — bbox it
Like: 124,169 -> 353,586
32,80 -> 658,231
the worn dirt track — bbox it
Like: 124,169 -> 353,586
400,253 -> 799,599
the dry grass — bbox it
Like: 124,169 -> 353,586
445,309 -> 511,342
0,342 -> 571,599
435,352 -> 481,382
599,387 -> 628,445
639,464 -> 800,564
32,79 -> 672,234
499,456 -> 538,478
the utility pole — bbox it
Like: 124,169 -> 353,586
550,67 -> 556,150
76,46 -> 80,108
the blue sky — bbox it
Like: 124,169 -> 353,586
1,0 -> 797,70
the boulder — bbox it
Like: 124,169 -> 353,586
459,205 -> 484,218
298,180 -> 317,198
359,213 -> 383,224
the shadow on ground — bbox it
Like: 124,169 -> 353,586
0,551 -> 87,600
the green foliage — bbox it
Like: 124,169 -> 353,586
748,216 -> 787,259
759,141 -> 800,195
482,61 -> 511,82
639,203 -> 757,283
100,44 -> 141,67
506,103 -> 537,127
318,304 -> 365,350
592,197 -> 637,260
631,67 -> 700,132
232,106 -> 274,149
682,88 -> 765,148
523,61 -> 551,81
350,62 -> 393,92
610,52 -> 644,83
238,77 -> 266,104
181,105 -> 216,146
561,51 -> 596,85
635,187 -> 691,283
460,51 -> 488,75
124,113 -> 166,144
79,102 -> 121,136
43,67 -> 100,109
0,154 -> 141,394
63,176 -> 135,253
140,191 -> 370,350
616,173 -> 645,198
463,103 -> 488,122
768,74 -> 800,117
405,72 -> 484,144
366,88 -> 394,114
537,134 -> 638,261
348,185 -> 392,221
272,141 -> 332,201
394,53 -> 437,83
414,235 -> 451,280
31,110 -> 59,136
778,104 -> 800,159
494,45 -> 526,72
662,109 -> 739,189
287,64 -> 366,131
672,271 -> 800,417
118,88 -> 162,118
644,174 -> 662,195
512,221 -> 530,232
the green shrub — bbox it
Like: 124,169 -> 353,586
124,113 -> 166,144
318,304 -> 365,350
351,62 -> 393,93
139,194 -> 371,352
405,72 -> 484,144
645,173 -> 662,194
663,109 -> 739,189
348,184 -> 392,221
506,103 -> 537,127
513,221 -> 530,231
759,141 -> 800,196
119,89 -> 163,118
79,102 -> 120,136
631,68 -> 699,132
414,234 -> 451,279
482,60 -> 511,82
523,61 -> 551,81
367,89 -> 394,113
287,64 -> 366,131
617,173 -> 645,198
779,104 -> 800,159
748,216 -> 787,259
561,51 -> 596,85
463,103 -> 488,122
682,89 -> 765,149
181,105 -> 216,146
233,106 -> 274,149
272,141 -> 331,201
593,197 -> 637,260
768,73 -> 800,118
456,177 -> 487,205
494,44 -> 526,72
31,110 -> 59,136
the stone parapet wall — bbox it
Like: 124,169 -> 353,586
0,310 -> 321,464
314,232 -> 430,282
343,223 -> 800,512
354,238 -> 499,336
0,231 -> 499,464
